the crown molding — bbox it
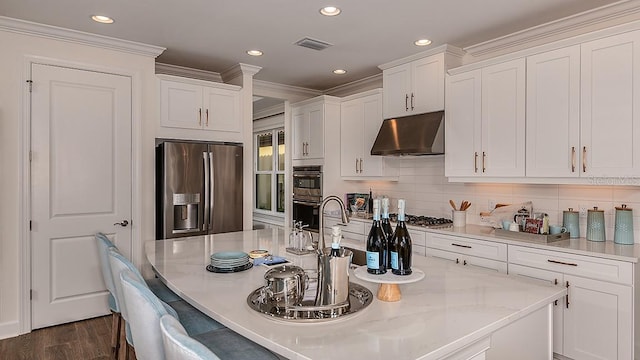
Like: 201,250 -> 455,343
378,44 -> 465,70
464,0 -> 640,58
253,104 -> 285,121
221,63 -> 262,82
253,79 -> 322,101
0,16 -> 165,57
324,73 -> 383,97
155,63 -> 223,82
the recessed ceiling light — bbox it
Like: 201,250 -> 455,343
320,6 -> 341,16
414,39 -> 432,46
91,15 -> 114,24
247,50 -> 263,56
333,69 -> 347,75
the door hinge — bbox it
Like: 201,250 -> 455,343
26,80 -> 33,93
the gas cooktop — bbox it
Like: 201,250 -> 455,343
388,214 -> 453,229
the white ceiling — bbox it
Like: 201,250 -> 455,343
0,0 -> 627,91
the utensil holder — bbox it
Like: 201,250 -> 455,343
452,210 -> 466,227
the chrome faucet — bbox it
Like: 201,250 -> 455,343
317,195 -> 350,250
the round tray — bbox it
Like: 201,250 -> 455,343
246,282 -> 373,323
206,262 -> 253,273
353,266 -> 425,284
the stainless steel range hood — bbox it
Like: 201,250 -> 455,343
370,111 -> 445,156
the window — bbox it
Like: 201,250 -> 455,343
255,128 -> 285,214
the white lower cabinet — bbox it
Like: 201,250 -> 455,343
425,233 -> 508,273
508,245 -> 634,359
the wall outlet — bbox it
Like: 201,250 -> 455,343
579,205 -> 588,217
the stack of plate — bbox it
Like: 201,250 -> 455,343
208,251 -> 252,273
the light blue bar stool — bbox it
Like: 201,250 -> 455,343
160,315 -> 221,360
95,232 -> 123,359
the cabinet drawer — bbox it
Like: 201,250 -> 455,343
407,228 -> 426,247
427,234 -> 507,262
413,244 -> 426,257
508,245 -> 633,285
427,248 -> 507,273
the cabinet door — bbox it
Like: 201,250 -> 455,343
508,264 -> 564,355
340,100 -> 362,177
581,30 -> 640,177
160,80 -> 203,129
360,94 -> 384,176
202,86 -> 240,133
563,274 -> 632,360
481,59 -> 526,177
445,70 -> 482,177
383,63 -> 411,118
306,103 -> 325,159
411,54 -> 445,114
526,46 -> 581,177
291,108 -> 307,160
426,248 -> 508,273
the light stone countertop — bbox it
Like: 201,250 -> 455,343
343,216 -> 640,263
146,228 -> 565,360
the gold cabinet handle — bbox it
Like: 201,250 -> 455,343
205,109 -> 209,126
482,152 -> 486,173
355,158 -> 359,173
571,147 -> 576,172
198,108 -> 202,126
474,152 -> 478,173
582,146 -> 587,172
360,158 -> 363,173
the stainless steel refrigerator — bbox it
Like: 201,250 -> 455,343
156,140 -> 243,239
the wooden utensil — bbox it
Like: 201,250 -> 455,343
449,200 -> 457,211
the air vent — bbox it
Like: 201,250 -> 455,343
294,37 -> 333,51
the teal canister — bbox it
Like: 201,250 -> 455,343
614,204 -> 634,245
586,207 -> 606,242
563,208 -> 580,238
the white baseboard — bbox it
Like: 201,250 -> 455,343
0,320 -> 22,340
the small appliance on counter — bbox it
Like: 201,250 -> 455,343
563,208 -> 580,238
586,207 -> 606,242
614,204 -> 634,245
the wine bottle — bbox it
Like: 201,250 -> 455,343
368,188 -> 374,214
380,197 -> 393,270
330,225 -> 342,257
391,199 -> 412,275
366,199 -> 386,274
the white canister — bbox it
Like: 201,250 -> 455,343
452,210 -> 466,227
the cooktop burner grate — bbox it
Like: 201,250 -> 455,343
388,214 -> 453,229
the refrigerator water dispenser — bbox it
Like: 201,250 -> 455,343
173,193 -> 200,233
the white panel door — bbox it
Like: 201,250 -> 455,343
526,45 -> 581,177
291,108 -> 306,160
31,64 -> 132,329
412,54 -> 444,114
360,94 -> 384,176
383,63 -> 411,118
481,59 -> 526,177
581,30 -> 640,177
445,70 -> 482,177
306,103 -> 324,159
203,86 -> 240,133
340,99 -> 362,177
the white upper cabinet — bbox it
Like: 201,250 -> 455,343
159,75 -> 241,136
581,30 -> 640,178
445,59 -> 526,177
291,96 -> 340,161
340,90 -> 394,178
383,53 -> 445,118
526,46 -> 581,177
445,70 -> 482,177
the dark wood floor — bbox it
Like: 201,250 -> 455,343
0,315 -> 115,360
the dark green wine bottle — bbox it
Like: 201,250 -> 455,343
391,199 -> 412,275
380,197 -> 393,270
366,199 -> 386,274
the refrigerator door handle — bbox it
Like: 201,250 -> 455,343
209,151 -> 214,232
203,152 -> 210,231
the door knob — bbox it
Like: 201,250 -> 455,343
114,220 -> 129,227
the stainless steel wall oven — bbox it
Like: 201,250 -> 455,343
292,166 -> 322,232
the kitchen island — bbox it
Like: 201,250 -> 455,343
146,228 -> 565,360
